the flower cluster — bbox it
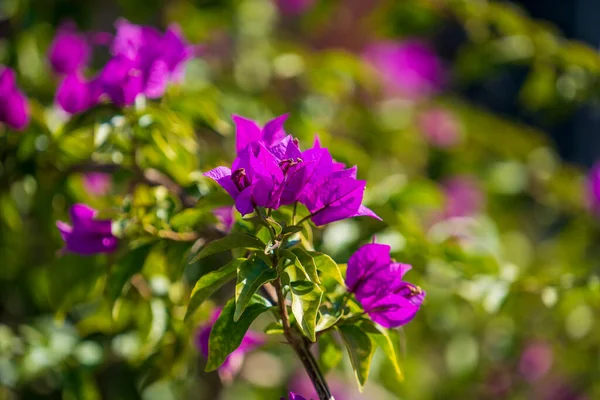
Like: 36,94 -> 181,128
204,114 -> 380,226
363,40 -> 445,100
56,204 -> 118,255
345,243 -> 425,328
50,19 -> 198,113
0,67 -> 29,130
587,161 -> 600,216
195,308 -> 264,380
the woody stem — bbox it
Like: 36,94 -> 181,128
273,277 -> 332,400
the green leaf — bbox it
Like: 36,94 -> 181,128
106,244 -> 153,305
234,255 -> 277,321
318,331 -> 343,374
291,248 -> 321,284
264,322 -> 284,335
190,232 -> 265,263
360,321 -> 404,383
206,295 -> 271,371
280,249 -> 310,281
290,280 -> 323,342
311,252 -> 344,290
265,217 -> 283,236
315,309 -> 342,332
184,258 -> 246,321
337,324 -> 376,391
282,225 -> 303,235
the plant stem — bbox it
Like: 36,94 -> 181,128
274,278 -> 333,400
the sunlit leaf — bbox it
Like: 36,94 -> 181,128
234,255 -> 277,321
289,280 -> 323,342
185,258 -> 246,321
206,295 -> 271,371
337,324 -> 376,391
190,232 -> 265,263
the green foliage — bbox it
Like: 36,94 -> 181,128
190,232 -> 266,263
185,257 -> 246,321
234,255 -> 277,321
206,295 -> 271,372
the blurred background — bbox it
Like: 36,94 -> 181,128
1,0 -> 600,399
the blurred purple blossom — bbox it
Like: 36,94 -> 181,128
56,73 -> 102,114
0,66 -> 30,131
276,0 -> 315,15
56,204 -> 118,255
364,40 -> 445,100
519,341 -> 553,382
48,23 -> 91,75
195,308 -> 265,380
586,161 -> 600,215
213,206 -> 235,233
442,176 -> 484,218
418,107 -> 461,149
83,173 -> 112,196
346,243 -> 424,328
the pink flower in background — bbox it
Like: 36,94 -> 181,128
213,206 -> 235,233
276,0 -> 315,15
83,173 -> 112,196
56,204 -> 118,255
586,161 -> 600,216
0,66 -> 30,131
418,108 -> 461,149
364,40 -> 445,100
195,308 -> 265,380
519,341 -> 553,382
48,23 -> 91,75
442,176 -> 484,218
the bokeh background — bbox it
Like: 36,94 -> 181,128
1,0 -> 600,399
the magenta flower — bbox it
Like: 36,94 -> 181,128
48,23 -> 91,75
98,19 -> 195,105
56,73 -> 102,114
283,392 -> 308,400
345,243 -> 424,328
276,0 -> 315,15
205,114 -> 380,225
519,341 -> 553,382
83,173 -> 112,196
0,66 -> 29,131
56,204 -> 118,255
586,161 -> 600,215
289,371 -> 353,400
233,114 -> 289,153
364,40 -> 445,100
195,308 -> 264,380
442,176 -> 484,218
418,107 -> 461,149
213,206 -> 235,233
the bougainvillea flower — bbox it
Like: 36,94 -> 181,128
48,23 -> 91,75
442,175 -> 484,218
301,168 -> 380,226
195,308 -> 264,380
56,73 -> 102,114
108,19 -> 195,101
587,162 -> 600,216
56,204 -> 118,255
519,341 -> 553,382
205,143 -> 285,215
276,0 -> 315,15
83,173 -> 112,196
0,66 -> 30,130
289,371 -> 352,400
283,392 -> 308,400
364,40 -> 445,100
233,114 -> 289,153
345,243 -> 424,328
418,107 -> 461,149
98,56 -> 144,107
213,206 -> 235,233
